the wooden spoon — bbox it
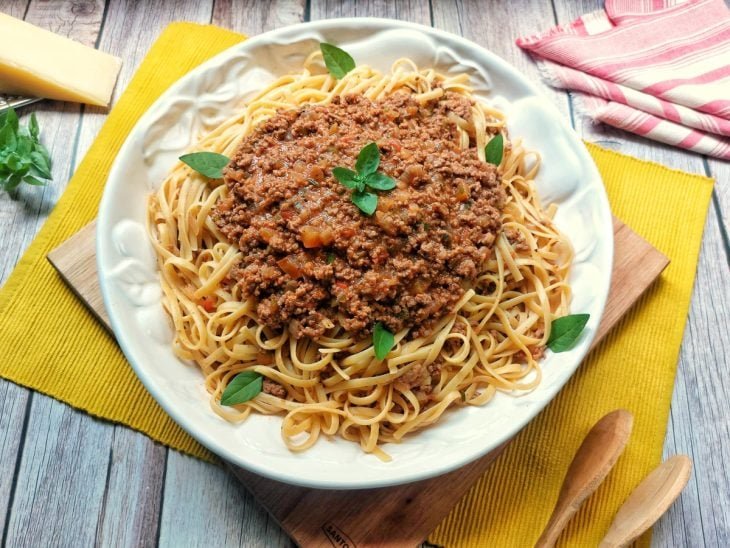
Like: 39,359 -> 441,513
535,409 -> 634,547
599,455 -> 692,547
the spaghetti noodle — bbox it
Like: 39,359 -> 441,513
147,51 -> 573,460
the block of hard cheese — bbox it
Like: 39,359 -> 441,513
0,12 -> 122,107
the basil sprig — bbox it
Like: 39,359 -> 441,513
373,322 -> 395,360
320,43 -> 356,79
484,133 -> 504,166
220,371 -> 263,406
0,108 -> 52,192
333,142 -> 396,215
547,313 -> 590,353
180,151 -> 230,179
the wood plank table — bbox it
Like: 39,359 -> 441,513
0,1 -> 727,546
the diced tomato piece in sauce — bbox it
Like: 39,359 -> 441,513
340,227 -> 356,238
260,227 -> 275,243
300,226 -> 323,248
198,295 -> 217,312
277,256 -> 303,278
456,182 -> 470,202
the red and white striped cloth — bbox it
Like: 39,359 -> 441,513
516,0 -> 730,160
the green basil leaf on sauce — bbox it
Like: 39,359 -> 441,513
355,142 -> 381,175
220,371 -> 263,406
547,313 -> 590,353
484,133 -> 504,166
333,143 -> 395,214
179,151 -> 230,179
320,43 -> 356,80
365,171 -> 396,191
373,322 -> 395,360
351,190 -> 378,215
332,167 -> 359,189
326,252 -> 336,264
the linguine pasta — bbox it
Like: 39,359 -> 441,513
147,51 -> 573,461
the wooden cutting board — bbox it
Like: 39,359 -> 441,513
48,216 -> 667,547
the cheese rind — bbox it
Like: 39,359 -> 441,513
0,13 -> 122,107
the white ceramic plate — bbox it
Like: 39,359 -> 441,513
97,18 -> 613,489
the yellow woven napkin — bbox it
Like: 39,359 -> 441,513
0,23 -> 713,547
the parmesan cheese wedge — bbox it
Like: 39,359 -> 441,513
0,13 -> 122,107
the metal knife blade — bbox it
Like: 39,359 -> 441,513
0,95 -> 42,113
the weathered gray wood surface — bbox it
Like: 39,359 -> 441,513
0,1 -> 727,546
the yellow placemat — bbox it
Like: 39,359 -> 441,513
0,23 -> 713,547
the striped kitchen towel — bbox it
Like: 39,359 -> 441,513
516,0 -> 730,160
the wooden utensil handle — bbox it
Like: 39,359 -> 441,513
599,455 -> 691,548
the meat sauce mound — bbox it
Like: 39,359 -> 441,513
213,92 -> 505,339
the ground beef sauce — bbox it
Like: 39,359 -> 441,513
213,92 -> 505,340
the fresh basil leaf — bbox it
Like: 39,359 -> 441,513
35,142 -> 51,164
333,143 -> 395,214
29,113 -> 39,139
1,108 -> 53,192
332,166 -> 359,189
365,171 -> 396,191
23,175 -> 47,186
373,322 -> 395,360
5,153 -> 26,172
179,151 -> 230,179
0,109 -> 50,191
484,133 -> 504,166
547,313 -> 590,353
220,371 -> 263,406
320,42 -> 356,79
0,124 -> 17,152
351,190 -> 377,215
4,108 -> 18,132
30,151 -> 51,178
3,173 -> 23,192
16,135 -> 32,156
355,142 -> 380,175
29,166 -> 47,180
3,153 -> 16,172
